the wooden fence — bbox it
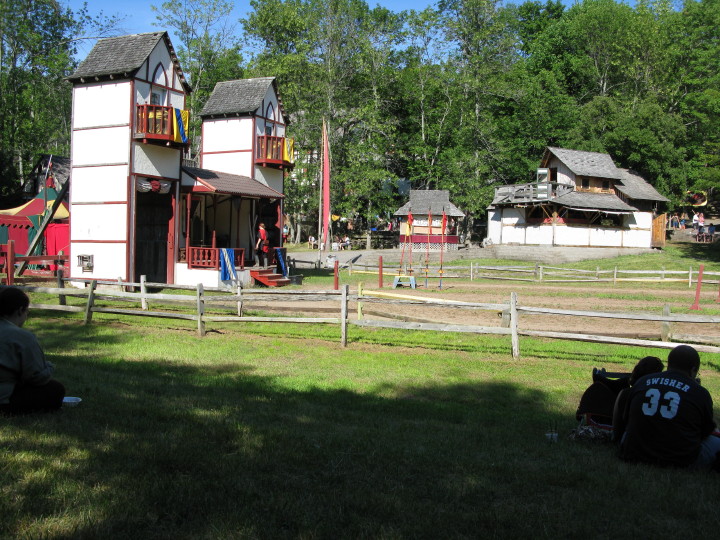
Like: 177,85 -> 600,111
1,240 -> 68,285
346,261 -> 720,286
285,256 -> 720,287
12,277 -> 720,358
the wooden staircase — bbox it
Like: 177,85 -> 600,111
249,268 -> 291,287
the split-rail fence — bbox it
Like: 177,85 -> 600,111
11,276 -> 720,359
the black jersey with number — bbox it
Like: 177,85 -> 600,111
619,369 -> 715,467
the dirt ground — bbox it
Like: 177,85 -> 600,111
247,277 -> 720,345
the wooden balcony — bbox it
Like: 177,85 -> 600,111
255,135 -> 294,170
492,182 -> 573,205
134,105 -> 190,148
185,247 -> 245,270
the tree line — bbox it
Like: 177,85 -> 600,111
2,0 -> 718,234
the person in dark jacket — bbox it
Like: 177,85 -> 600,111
619,345 -> 720,469
0,287 -> 65,415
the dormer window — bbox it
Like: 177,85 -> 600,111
602,180 -> 610,190
581,178 -> 590,189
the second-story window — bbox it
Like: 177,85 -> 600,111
265,103 -> 275,135
150,63 -> 168,106
150,88 -> 166,105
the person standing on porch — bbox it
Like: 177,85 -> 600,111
255,223 -> 269,268
0,287 -> 65,415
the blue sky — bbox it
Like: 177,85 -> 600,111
66,0 -> 440,57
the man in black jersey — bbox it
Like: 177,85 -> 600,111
619,345 -> 720,468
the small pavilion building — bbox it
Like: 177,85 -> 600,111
394,190 -> 465,251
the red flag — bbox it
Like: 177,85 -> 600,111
407,210 -> 413,232
441,211 -> 447,234
321,120 -> 331,246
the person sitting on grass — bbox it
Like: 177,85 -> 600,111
618,345 -> 720,469
612,356 -> 664,444
0,287 -> 65,415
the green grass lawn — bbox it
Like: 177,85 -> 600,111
3,310 -> 720,538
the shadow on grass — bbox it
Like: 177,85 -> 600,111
4,316 -> 720,537
673,241 -> 720,263
0,341 -> 575,538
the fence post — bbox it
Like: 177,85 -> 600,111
378,256 -> 383,288
613,266 -> 617,286
510,292 -> 520,360
661,266 -> 665,281
661,304 -> 672,341
538,265 -> 544,282
596,266 -> 600,280
690,264 -> 704,310
470,262 -> 474,281
83,280 -> 97,325
237,284 -> 243,316
7,240 -> 15,285
341,284 -> 349,347
534,263 -> 540,281
334,259 -> 339,290
141,275 -> 148,310
196,283 -> 206,337
357,282 -> 364,320
689,266 -> 693,288
56,268 -> 66,306
500,309 -> 510,328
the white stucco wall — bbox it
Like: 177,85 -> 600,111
254,167 -> 283,193
589,228 -> 623,247
489,205 -> 654,248
135,81 -> 151,106
256,85 -> 285,134
70,243 -> 128,281
623,228 -> 650,247
174,264 -> 252,288
72,126 -> 130,166
524,225 -> 549,244
545,156 -> 576,186
73,82 -> 131,129
487,209 -> 502,244
133,143 -> 181,179
71,165 -> 129,203
203,118 -> 253,153
71,204 -> 128,241
202,152 -> 253,178
553,225 -> 588,246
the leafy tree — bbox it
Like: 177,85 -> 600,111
152,0 -> 244,157
0,0 -> 116,201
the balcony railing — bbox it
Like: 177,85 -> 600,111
185,247 -> 245,271
135,104 -> 190,147
492,182 -> 574,205
256,135 -> 295,169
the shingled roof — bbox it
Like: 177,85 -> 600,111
615,169 -> 668,202
182,166 -> 284,199
200,78 -> 286,120
394,190 -> 465,217
67,32 -> 190,92
553,191 -> 637,213
543,147 -> 622,180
